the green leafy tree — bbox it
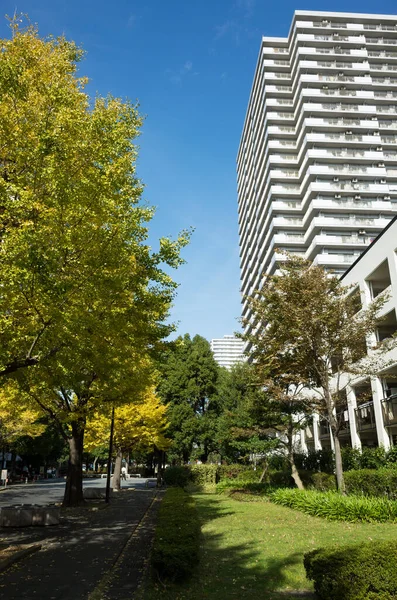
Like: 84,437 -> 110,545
0,20 -> 189,505
244,255 -> 394,493
158,334 -> 220,463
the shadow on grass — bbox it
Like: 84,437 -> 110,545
147,493 -> 315,600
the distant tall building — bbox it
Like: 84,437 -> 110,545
238,10 -> 397,336
210,335 -> 245,370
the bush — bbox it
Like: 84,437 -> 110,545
151,488 -> 200,581
311,472 -> 336,492
269,488 -> 397,522
163,466 -> 191,488
304,540 -> 397,599
190,464 -> 218,488
215,479 -> 270,496
341,447 -> 362,471
360,446 -> 387,469
294,449 -> 335,473
345,468 -> 397,500
217,464 -> 259,482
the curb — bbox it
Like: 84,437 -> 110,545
87,491 -> 160,600
0,544 -> 42,574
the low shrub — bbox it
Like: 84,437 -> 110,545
215,479 -> 270,496
151,488 -> 200,581
269,488 -> 397,522
304,540 -> 397,599
345,467 -> 397,500
163,466 -> 191,488
311,472 -> 336,492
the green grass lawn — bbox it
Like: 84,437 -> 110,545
145,492 -> 397,600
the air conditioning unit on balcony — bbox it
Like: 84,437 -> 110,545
384,195 -> 391,199
333,177 -> 340,182
372,116 -> 378,121
355,195 -> 361,199
381,179 -> 387,183
322,85 -> 329,90
378,162 -> 385,167
334,194 -> 341,198
352,178 -> 358,183
376,146 -> 383,151
346,130 -> 353,135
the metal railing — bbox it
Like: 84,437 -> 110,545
382,395 -> 397,426
355,402 -> 376,431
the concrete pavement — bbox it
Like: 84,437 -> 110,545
0,477 -> 151,507
0,487 -> 163,600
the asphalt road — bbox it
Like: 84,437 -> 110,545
0,476 -> 153,506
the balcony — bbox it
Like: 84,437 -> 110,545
382,395 -> 397,426
355,402 -> 376,431
319,419 -> 330,439
336,410 -> 350,435
366,259 -> 392,299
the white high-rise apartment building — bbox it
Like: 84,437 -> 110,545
210,335 -> 245,370
238,11 -> 397,332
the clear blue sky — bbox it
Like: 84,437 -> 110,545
1,0 -> 395,340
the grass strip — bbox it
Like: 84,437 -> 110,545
151,487 -> 200,582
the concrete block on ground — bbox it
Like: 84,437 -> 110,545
1,508 -> 33,527
83,487 -> 113,500
32,507 -> 60,526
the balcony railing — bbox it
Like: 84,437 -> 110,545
319,419 -> 330,438
382,395 -> 397,426
355,402 -> 376,431
336,411 -> 350,434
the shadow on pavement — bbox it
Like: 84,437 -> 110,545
0,489 -> 158,600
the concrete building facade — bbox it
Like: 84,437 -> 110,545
238,10 -> 397,333
304,216 -> 397,452
210,335 -> 245,370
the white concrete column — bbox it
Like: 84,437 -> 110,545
370,376 -> 391,450
300,428 -> 308,454
312,414 -> 322,451
346,385 -> 362,450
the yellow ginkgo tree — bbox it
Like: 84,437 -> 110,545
0,18 -> 189,505
0,381 -> 45,465
85,388 -> 170,490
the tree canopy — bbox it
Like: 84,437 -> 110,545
0,20 -> 189,504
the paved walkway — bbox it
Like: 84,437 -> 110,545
0,488 -> 163,600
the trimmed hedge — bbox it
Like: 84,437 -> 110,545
190,464 -> 218,487
304,540 -> 397,599
163,466 -> 191,488
215,479 -> 271,496
344,468 -> 397,500
151,488 -> 200,581
217,464 -> 259,482
269,488 -> 397,522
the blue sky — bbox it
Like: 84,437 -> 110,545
1,0 -> 396,340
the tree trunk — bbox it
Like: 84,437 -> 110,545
331,424 -> 345,494
324,378 -> 345,494
93,456 -> 98,472
63,421 -> 85,507
113,447 -> 122,491
287,421 -> 304,490
259,459 -> 268,483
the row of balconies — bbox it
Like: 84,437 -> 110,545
239,194 -> 397,267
